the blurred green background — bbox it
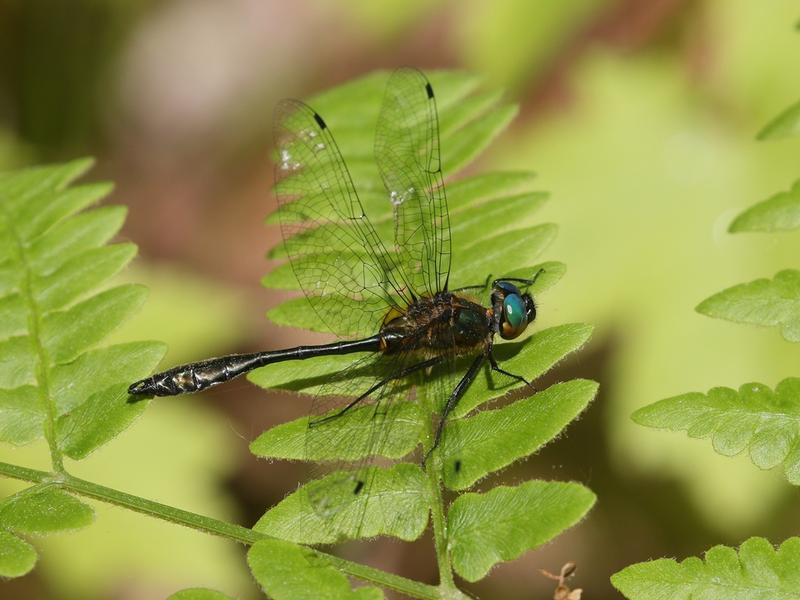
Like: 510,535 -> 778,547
1,0 -> 800,598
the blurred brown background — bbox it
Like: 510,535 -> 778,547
1,0 -> 800,598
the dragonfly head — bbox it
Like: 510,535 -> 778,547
492,281 -> 536,340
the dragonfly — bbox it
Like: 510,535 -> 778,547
129,68 -> 540,530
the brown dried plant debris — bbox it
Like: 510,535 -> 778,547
539,561 -> 583,600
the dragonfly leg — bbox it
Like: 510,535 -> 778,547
450,273 -> 493,293
492,268 -> 545,289
488,351 -> 532,387
311,356 -> 442,427
424,353 -> 486,464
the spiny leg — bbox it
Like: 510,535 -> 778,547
450,273 -> 493,293
491,268 -> 545,289
311,356 -> 442,427
424,353 -> 485,464
488,351 -> 531,387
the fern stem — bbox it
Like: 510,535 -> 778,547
425,457 -> 458,596
0,208 -> 63,472
419,387 -> 459,597
0,461 -> 439,600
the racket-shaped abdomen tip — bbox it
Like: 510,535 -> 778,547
127,354 -> 260,397
128,366 -> 203,397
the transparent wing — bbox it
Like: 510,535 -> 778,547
304,351 -> 424,540
274,99 -> 415,338
374,68 -> 452,297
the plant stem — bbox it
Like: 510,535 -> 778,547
0,461 -> 439,600
425,456 -> 457,595
419,387 -> 458,598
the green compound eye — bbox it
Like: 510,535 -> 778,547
501,293 -> 528,339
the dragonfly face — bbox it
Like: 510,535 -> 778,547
491,281 -> 537,340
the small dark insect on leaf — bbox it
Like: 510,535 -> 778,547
353,480 -> 364,495
540,562 -> 582,600
454,459 -> 462,473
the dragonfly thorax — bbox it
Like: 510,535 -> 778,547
379,292 -> 491,356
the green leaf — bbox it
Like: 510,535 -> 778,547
50,341 -> 166,415
449,480 -> 596,582
0,386 -> 43,445
730,180 -> 800,233
457,322 -> 594,416
0,160 -> 97,230
27,205 -> 127,274
0,157 -> 93,205
758,98 -> 800,139
446,171 -> 539,212
439,89 -> 505,138
250,401 -> 422,461
632,378 -> 800,484
254,464 -> 428,544
57,384 -> 149,459
696,270 -> 800,342
450,223 -> 557,288
0,335 -> 37,390
167,588 -> 235,600
611,537 -> 800,599
0,293 -> 26,339
41,284 -> 148,363
33,243 -> 136,312
443,379 -> 598,489
0,484 -> 94,534
0,530 -> 37,578
16,182 -> 113,242
248,538 -> 382,600
450,192 -> 549,250
0,159 -> 164,458
442,102 -> 518,177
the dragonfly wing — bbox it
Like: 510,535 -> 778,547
374,67 -> 452,297
274,100 -> 414,337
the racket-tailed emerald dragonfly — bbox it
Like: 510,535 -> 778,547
129,67 -> 541,528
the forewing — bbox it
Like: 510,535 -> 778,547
274,99 -> 414,337
375,68 -> 452,297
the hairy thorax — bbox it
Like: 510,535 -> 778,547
379,292 -> 491,356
